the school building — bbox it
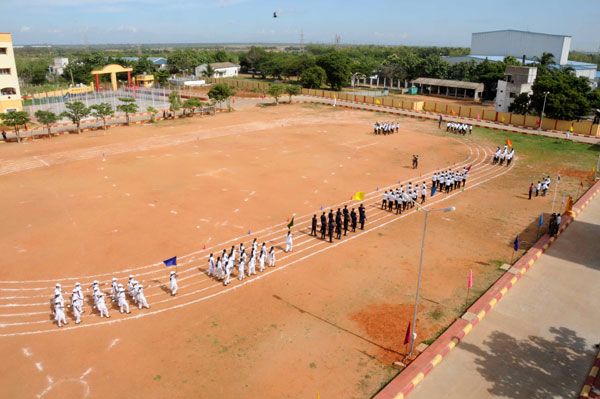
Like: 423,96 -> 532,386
0,32 -> 22,113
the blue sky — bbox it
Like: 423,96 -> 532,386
3,0 -> 599,50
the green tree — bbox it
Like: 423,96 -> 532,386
90,103 -> 114,130
300,65 -> 327,88
34,110 -> 58,136
61,101 -> 90,133
317,52 -> 352,91
0,110 -> 30,143
182,97 -> 203,116
116,97 -> 139,125
419,55 -> 449,79
508,93 -> 531,115
133,56 -> 155,75
535,52 -> 556,67
167,49 -> 204,74
267,84 -> 285,104
154,69 -> 170,86
285,84 -> 301,103
146,106 -> 158,123
168,91 -> 182,117
240,46 -> 267,77
207,83 -> 235,110
530,68 -> 591,120
201,64 -> 215,78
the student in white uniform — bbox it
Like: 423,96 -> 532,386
136,285 -> 150,309
207,253 -> 215,277
117,285 -> 130,314
248,249 -> 257,276
54,296 -> 68,327
111,278 -> 119,302
285,230 -> 293,252
259,246 -> 267,272
239,250 -> 248,280
268,246 -> 276,267
96,292 -> 110,318
71,289 -> 83,324
223,255 -> 235,286
169,271 -> 178,296
215,256 -> 223,280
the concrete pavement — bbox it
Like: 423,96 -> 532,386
407,191 -> 600,398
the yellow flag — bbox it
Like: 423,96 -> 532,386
375,99 -> 381,105
569,126 -> 574,132
352,191 -> 365,201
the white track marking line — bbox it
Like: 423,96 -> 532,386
0,142 -> 487,303
0,137 -> 480,291
0,140 -> 476,287
0,155 -> 513,335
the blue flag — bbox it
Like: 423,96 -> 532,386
513,235 -> 519,251
163,256 -> 177,267
431,184 -> 437,197
538,213 -> 544,227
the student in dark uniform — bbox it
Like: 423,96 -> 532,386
311,214 -> 317,236
358,204 -> 366,230
335,208 -> 342,227
335,219 -> 342,239
342,205 -> 349,236
320,212 -> 327,239
328,219 -> 334,242
350,208 -> 357,232
328,209 -> 334,227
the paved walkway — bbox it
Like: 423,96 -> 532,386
408,194 -> 600,398
297,96 -> 600,144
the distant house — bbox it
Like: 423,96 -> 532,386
48,57 -> 68,76
195,62 -> 240,78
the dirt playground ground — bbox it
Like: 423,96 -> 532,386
0,102 -> 591,398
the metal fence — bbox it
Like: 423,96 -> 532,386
23,87 -> 174,118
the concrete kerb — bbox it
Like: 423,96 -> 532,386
374,178 -> 600,399
580,348 -> 600,398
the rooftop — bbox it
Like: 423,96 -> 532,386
472,29 -> 571,38
209,62 -> 240,69
412,77 -> 484,91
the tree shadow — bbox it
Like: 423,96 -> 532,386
460,326 -> 595,398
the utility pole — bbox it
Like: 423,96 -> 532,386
538,91 -> 549,131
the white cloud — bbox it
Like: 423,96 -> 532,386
20,26 -> 31,32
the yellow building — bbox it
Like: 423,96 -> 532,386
0,33 -> 22,113
134,73 -> 154,88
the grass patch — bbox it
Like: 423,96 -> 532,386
471,127 -> 600,170
428,307 -> 444,321
309,362 -> 317,369
153,375 -> 161,381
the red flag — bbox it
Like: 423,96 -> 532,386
465,164 -> 472,172
468,270 -> 473,289
506,139 -> 513,147
403,321 -> 412,345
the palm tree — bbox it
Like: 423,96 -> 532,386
202,64 -> 215,79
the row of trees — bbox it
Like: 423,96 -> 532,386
0,98 -> 142,142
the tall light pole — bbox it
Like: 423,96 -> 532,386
538,91 -> 550,131
408,201 -> 456,357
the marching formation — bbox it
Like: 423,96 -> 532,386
47,138 -> 514,328
52,276 -> 152,327
492,144 -> 515,167
373,121 -> 400,135
446,122 -> 473,135
310,204 -> 367,243
205,238 -> 277,286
